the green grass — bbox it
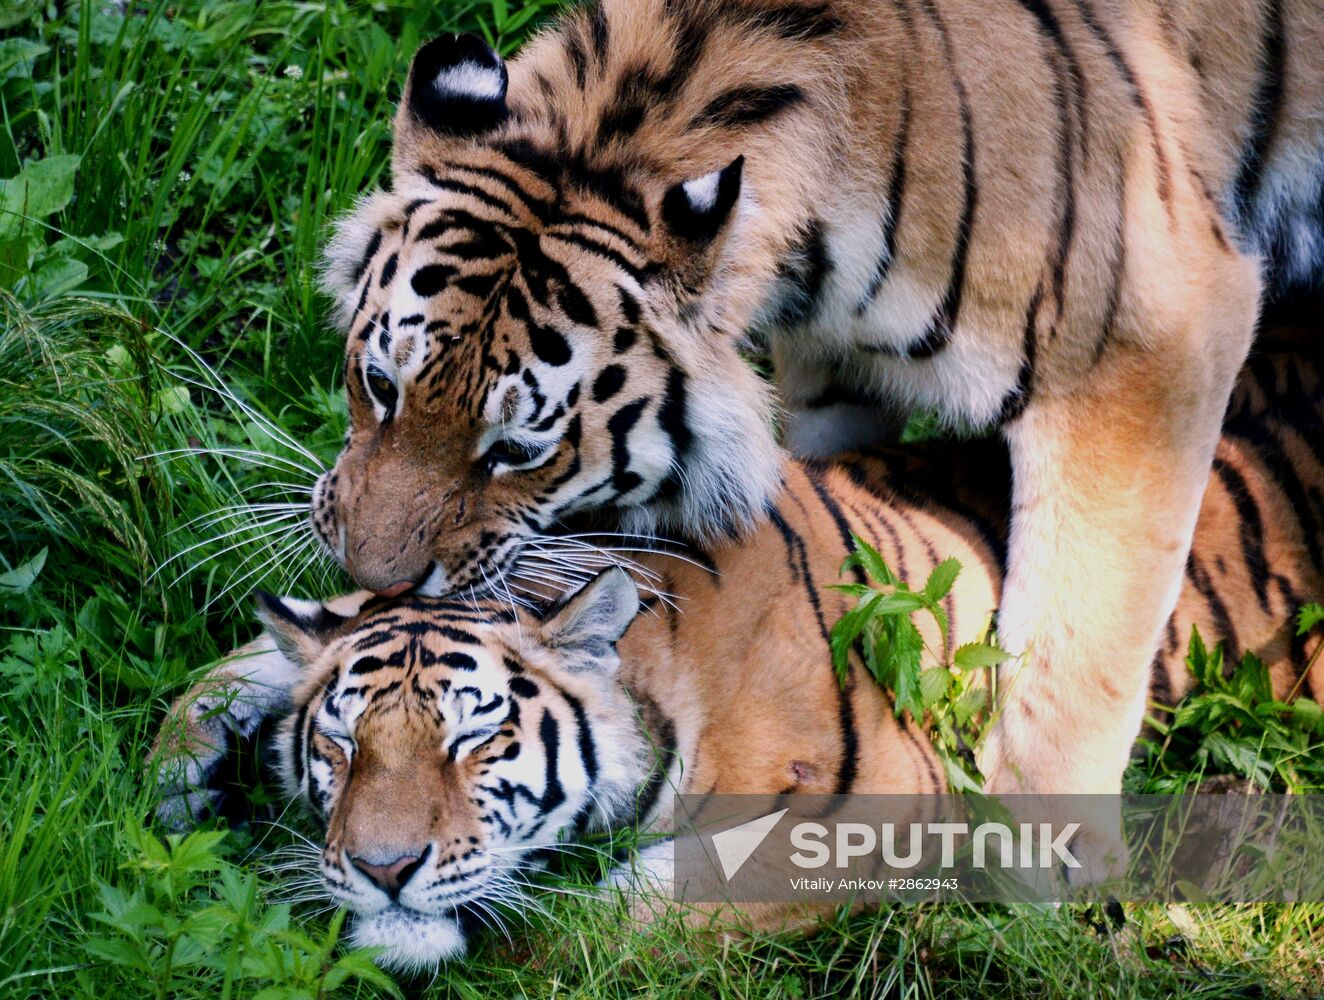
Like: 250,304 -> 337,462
0,2 -> 1321,996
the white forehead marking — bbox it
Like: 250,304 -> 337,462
433,63 -> 504,100
682,168 -> 723,213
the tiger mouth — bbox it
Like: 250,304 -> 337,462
348,904 -> 469,971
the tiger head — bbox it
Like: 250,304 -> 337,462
261,569 -> 647,971
313,32 -> 781,596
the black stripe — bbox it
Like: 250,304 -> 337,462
417,168 -> 518,217
1015,0 -> 1084,327
443,161 -> 553,222
290,700 -> 309,787
998,283 -> 1043,423
657,366 -> 693,462
1148,648 -> 1173,708
741,2 -> 844,39
498,139 -> 651,233
802,464 -> 867,585
607,397 -> 649,493
653,13 -> 710,100
412,263 -> 457,297
907,0 -> 976,359
525,320 -> 571,366
351,229 -> 382,283
597,98 -> 648,143
560,689 -> 599,781
627,692 -> 677,826
590,2 -> 610,64
378,251 -> 398,288
538,709 -> 566,811
1071,0 -> 1172,209
857,86 -> 910,314
1224,410 -> 1323,571
565,29 -> 589,88
772,218 -> 831,327
1211,457 -> 1271,613
767,507 -> 859,794
592,364 -> 626,403
1186,553 -> 1238,657
561,213 -> 645,251
544,231 -> 645,282
688,83 -> 805,130
1233,0 -> 1285,214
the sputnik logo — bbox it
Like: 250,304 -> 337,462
710,808 -> 789,880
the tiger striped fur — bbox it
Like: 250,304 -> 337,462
152,338 -> 1323,968
312,1 -> 1324,815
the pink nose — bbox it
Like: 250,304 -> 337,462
350,853 -> 424,895
373,580 -> 416,599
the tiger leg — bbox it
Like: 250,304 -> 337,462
150,590 -> 373,829
980,307 -> 1256,835
776,347 -> 906,458
150,633 -> 301,830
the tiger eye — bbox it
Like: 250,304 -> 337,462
366,370 -> 398,410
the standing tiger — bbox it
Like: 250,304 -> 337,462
311,3 -> 1321,821
152,341 -> 1323,968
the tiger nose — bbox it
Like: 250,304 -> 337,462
350,852 -> 425,897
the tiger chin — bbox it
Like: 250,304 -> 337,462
247,573 -> 649,973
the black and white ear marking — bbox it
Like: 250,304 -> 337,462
255,592 -> 350,665
407,33 -> 509,138
539,568 -> 639,668
661,155 -> 744,243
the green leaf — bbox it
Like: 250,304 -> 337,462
919,667 -> 952,709
922,557 -> 961,602
19,255 -> 89,300
0,38 -> 47,79
0,547 -> 46,594
943,756 -> 985,794
83,935 -> 152,970
952,642 -> 1012,671
841,533 -> 896,586
952,686 -> 989,728
332,951 -> 404,995
1185,625 -> 1224,691
885,617 -> 925,717
0,155 -> 81,239
1231,651 -> 1272,706
871,591 -> 929,616
1297,602 -> 1324,636
1290,697 -> 1324,736
829,593 -> 883,683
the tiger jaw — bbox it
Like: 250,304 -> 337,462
333,851 -> 506,970
347,905 -> 468,972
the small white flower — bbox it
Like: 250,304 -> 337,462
283,64 -> 303,80
178,170 -> 191,183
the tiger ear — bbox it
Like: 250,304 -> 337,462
661,156 -> 744,244
399,33 -> 509,143
538,568 -> 639,671
255,593 -> 353,666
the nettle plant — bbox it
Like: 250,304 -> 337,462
85,825 -> 401,1000
828,534 -> 1010,793
1132,604 -> 1324,794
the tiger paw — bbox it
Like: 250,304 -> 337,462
1062,824 -> 1129,890
149,691 -> 264,830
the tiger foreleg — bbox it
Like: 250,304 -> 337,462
149,634 -> 303,830
980,316 -> 1253,880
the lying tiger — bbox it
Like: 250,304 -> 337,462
153,338 -> 1323,970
